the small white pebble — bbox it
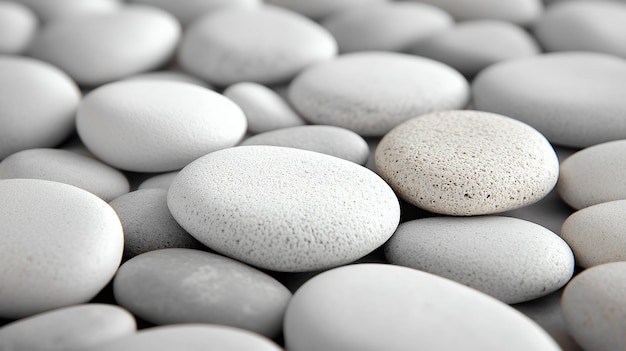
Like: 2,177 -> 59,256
128,0 -> 260,25
0,1 -> 37,54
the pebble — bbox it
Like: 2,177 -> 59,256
123,70 -> 212,89
284,263 -> 561,351
14,0 -> 121,23
113,248 -> 292,338
557,140 -> 626,209
534,0 -> 626,59
178,5 -> 337,86
266,0 -> 387,20
321,1 -> 453,53
137,172 -> 178,190
76,80 -> 247,172
0,148 -> 130,201
288,51 -> 470,137
375,110 -> 559,216
223,82 -> 305,135
385,216 -> 574,303
0,179 -> 123,319
28,5 -> 180,86
561,262 -> 626,351
0,55 -> 81,160
240,125 -> 370,165
167,145 -> 400,272
128,0 -> 260,25
405,0 -> 543,26
0,304 -> 136,351
472,52 -> 626,148
0,1 -> 37,55
411,20 -> 540,78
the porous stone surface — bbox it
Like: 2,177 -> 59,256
128,0 -> 260,25
167,145 -> 400,272
289,51 -> 469,137
375,110 -> 559,216
266,0 -> 386,20
137,172 -> 178,190
0,1 -> 37,54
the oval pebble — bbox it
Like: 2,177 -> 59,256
289,51 -> 469,137
178,5 -> 337,87
375,110 -> 559,216
557,140 -> 626,209
129,0 -> 260,25
167,145 -> 400,272
123,70 -> 212,89
0,148 -> 130,201
76,80 -> 247,172
113,248 -> 291,338
0,304 -> 136,351
0,55 -> 81,160
284,263 -> 561,351
14,0 -> 121,23
385,216 -> 574,303
472,52 -> 626,148
29,5 -> 180,86
561,262 -> 626,351
534,0 -> 626,59
223,82 -> 305,135
240,125 -> 370,165
266,0 -> 386,20
321,1 -> 453,53
0,1 -> 37,54
406,0 -> 543,26
137,171 -> 178,190
109,189 -> 204,258
0,179 -> 123,319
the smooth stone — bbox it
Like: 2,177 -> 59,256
28,5 -> 180,86
321,1 -> 453,53
375,110 -> 559,216
0,179 -> 123,319
0,304 -> 136,351
113,248 -> 292,338
561,262 -> 626,351
412,20 -> 540,77
558,140 -> 626,209
123,70 -> 212,89
13,0 -> 121,22
0,55 -> 81,160
0,148 -> 130,201
167,145 -> 400,272
534,0 -> 626,59
0,1 -> 37,54
472,52 -> 626,148
284,263 -> 561,351
76,80 -> 247,172
223,82 -> 305,134
405,0 -> 543,26
240,125 -> 370,165
265,0 -> 387,20
137,171 -> 178,190
178,5 -> 337,86
289,51 -> 469,137
385,216 -> 574,303
560,200 -> 626,268
89,324 -> 283,351
129,0 -> 260,25
109,189 -> 204,258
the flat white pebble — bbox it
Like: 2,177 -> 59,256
385,216 -> 574,303
0,304 -> 136,351
289,51 -> 469,136
167,145 -> 400,272
0,148 -> 130,201
266,0 -> 387,20
240,125 -> 370,165
128,0 -> 260,25
14,0 -> 121,22
0,1 -> 37,54
123,70 -> 211,89
472,52 -> 626,148
178,5 -> 337,86
406,0 -> 543,26
29,5 -> 180,86
113,248 -> 292,338
375,110 -> 559,216
0,55 -> 81,160
137,171 -> 179,190
284,263 -> 561,351
561,262 -> 626,351
223,82 -> 305,134
0,179 -> 123,319
76,80 -> 247,172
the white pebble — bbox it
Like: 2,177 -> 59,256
405,0 -> 543,26
123,70 -> 212,89
266,0 -> 387,20
137,171 -> 179,190
0,1 -> 37,54
14,0 -> 121,23
128,0 -> 260,25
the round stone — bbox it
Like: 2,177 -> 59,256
137,172 -> 178,190
385,216 -> 574,303
167,145 -> 400,272
123,70 -> 212,89
0,179 -> 124,319
113,248 -> 291,338
0,55 -> 81,160
240,125 -> 370,165
405,0 -> 543,26
561,262 -> 626,351
178,5 -> 337,86
76,80 -> 247,172
128,0 -> 260,25
284,263 -> 561,351
0,304 -> 136,351
13,0 -> 121,23
0,1 -> 37,54
289,51 -> 469,137
265,0 -> 387,20
472,52 -> 626,148
375,110 -> 559,216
